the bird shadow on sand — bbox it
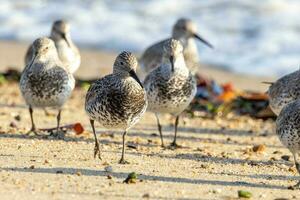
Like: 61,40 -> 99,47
0,166 -> 288,190
0,131 -> 94,142
0,128 -> 284,150
211,171 -> 299,181
138,124 -> 273,137
103,194 -> 204,200
117,150 -> 293,168
0,131 -> 161,149
109,194 -> 205,200
0,122 -> 284,151
98,125 -> 283,149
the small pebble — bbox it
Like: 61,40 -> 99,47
124,172 -> 138,184
288,167 -> 297,173
142,193 -> 150,198
270,157 -> 278,161
9,122 -> 17,128
273,150 -> 282,154
238,190 -> 252,198
107,175 -> 112,179
102,161 -> 109,166
127,143 -> 138,149
281,155 -> 291,161
76,171 -> 82,176
288,186 -> 296,190
252,144 -> 266,153
212,188 -> 222,194
200,164 -> 209,169
14,115 -> 21,121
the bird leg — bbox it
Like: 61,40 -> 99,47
292,153 -> 300,189
26,106 -> 39,136
90,119 -> 101,160
155,113 -> 164,147
56,109 -> 61,133
119,130 -> 129,164
170,116 -> 179,148
49,109 -> 63,138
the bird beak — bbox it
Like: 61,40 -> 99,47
129,69 -> 143,88
169,56 -> 174,72
261,81 -> 274,86
193,33 -> 213,49
27,52 -> 37,69
61,33 -> 71,47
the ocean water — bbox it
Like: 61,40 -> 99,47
0,0 -> 300,77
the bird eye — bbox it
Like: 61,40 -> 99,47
120,62 -> 124,65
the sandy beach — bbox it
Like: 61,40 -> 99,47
0,40 -> 298,200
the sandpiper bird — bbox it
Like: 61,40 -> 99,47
85,51 -> 147,163
25,20 -> 81,74
144,39 -> 197,147
20,37 -> 75,135
267,70 -> 300,115
276,100 -> 300,189
140,18 -> 213,76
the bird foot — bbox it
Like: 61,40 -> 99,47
169,142 -> 181,150
119,158 -> 130,164
48,129 -> 66,139
288,181 -> 300,190
25,128 -> 40,136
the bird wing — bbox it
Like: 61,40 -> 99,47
140,39 -> 168,73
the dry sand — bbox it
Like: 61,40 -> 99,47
0,40 -> 298,200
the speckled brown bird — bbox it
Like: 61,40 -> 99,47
140,18 -> 213,77
20,37 -> 75,135
85,51 -> 147,164
276,99 -> 300,189
144,39 -> 196,148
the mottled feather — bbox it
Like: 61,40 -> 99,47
144,39 -> 196,116
20,37 -> 75,109
268,70 -> 300,115
85,74 -> 147,129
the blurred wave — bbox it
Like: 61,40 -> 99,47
0,0 -> 300,76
